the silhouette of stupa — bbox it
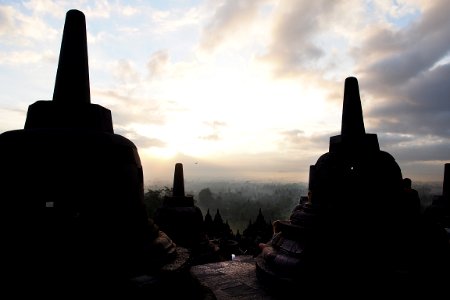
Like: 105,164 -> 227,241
426,163 -> 450,233
154,163 -> 205,248
256,77 -> 406,292
0,10 -> 186,295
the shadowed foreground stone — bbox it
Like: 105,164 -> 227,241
191,256 -> 276,300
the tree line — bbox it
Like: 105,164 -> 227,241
143,182 -> 307,233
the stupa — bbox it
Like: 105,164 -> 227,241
154,163 -> 222,265
0,10 -> 188,295
256,77 -> 406,292
419,163 -> 450,281
154,163 -> 206,248
427,163 -> 450,229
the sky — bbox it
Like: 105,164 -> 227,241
0,0 -> 449,186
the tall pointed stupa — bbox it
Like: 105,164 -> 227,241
311,77 -> 402,211
154,163 -> 205,248
256,77 -> 406,293
0,9 -> 184,295
24,10 -> 112,132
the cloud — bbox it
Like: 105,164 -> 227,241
199,133 -> 220,141
115,127 -> 166,149
324,1 -> 450,178
82,1 -> 112,19
279,129 -> 307,147
22,0 -> 66,18
0,4 -> 58,44
121,5 -> 139,17
199,0 -> 265,51
205,151 -> 313,182
147,151 -> 312,183
276,129 -> 339,168
1,0 -> 448,185
389,139 -> 450,163
0,107 -> 27,132
112,59 -> 140,88
199,120 -> 226,141
92,88 -> 166,127
0,5 -> 15,35
147,50 -> 169,78
0,49 -> 55,65
369,63 -> 450,138
149,6 -> 202,34
356,0 -> 450,88
257,0 -> 380,81
206,120 -> 226,127
280,129 -> 335,149
260,0 -> 337,74
377,133 -> 415,148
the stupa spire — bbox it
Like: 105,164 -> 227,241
443,163 -> 449,198
53,9 -> 90,104
173,163 -> 185,197
341,77 -> 365,137
24,9 -> 112,132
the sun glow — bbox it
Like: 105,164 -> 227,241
133,62 -> 330,161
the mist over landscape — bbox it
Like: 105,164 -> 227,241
144,178 -> 444,233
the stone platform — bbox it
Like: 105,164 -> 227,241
190,255 -> 276,300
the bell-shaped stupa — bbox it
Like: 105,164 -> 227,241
154,163 -> 205,248
0,9 -> 187,295
154,163 -> 221,264
256,77 -> 406,293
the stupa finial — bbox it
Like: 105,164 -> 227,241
53,9 -> 90,104
341,77 -> 365,137
173,163 -> 185,197
443,163 -> 449,198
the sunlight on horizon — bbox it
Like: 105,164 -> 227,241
132,63 -> 332,161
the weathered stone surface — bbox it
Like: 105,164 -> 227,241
191,256 -> 280,299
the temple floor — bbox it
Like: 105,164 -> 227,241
190,255 -> 275,300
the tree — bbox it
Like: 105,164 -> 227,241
143,186 -> 171,218
198,188 -> 215,210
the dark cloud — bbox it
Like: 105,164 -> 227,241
259,0 -> 338,76
398,161 -> 447,184
341,1 -> 450,178
376,133 -> 415,148
359,2 -> 450,89
279,129 -> 337,152
369,63 -> 450,138
388,140 -> 450,163
355,1 -> 450,94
